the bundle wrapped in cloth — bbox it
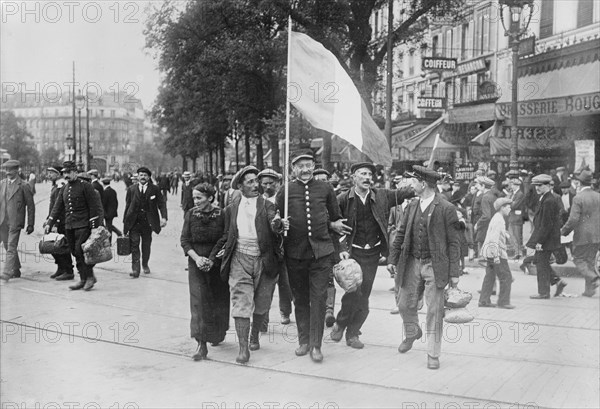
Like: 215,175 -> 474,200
333,259 -> 363,293
444,287 -> 474,324
82,226 -> 113,264
39,233 -> 70,255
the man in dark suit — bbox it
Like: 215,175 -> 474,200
212,166 -> 282,364
101,178 -> 122,240
561,170 -> 600,297
508,175 -> 526,259
0,160 -> 35,282
474,176 -> 497,258
45,164 -> 74,280
45,161 -> 103,291
180,171 -> 195,215
123,167 -> 168,278
387,165 -> 461,370
552,166 -> 567,195
158,172 -> 170,199
87,169 -> 104,203
276,151 -> 349,363
527,174 -> 566,299
331,162 -> 414,349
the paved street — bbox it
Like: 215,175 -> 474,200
1,182 -> 598,409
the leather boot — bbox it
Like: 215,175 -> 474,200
325,285 -> 336,327
249,314 -> 263,351
234,317 -> 251,364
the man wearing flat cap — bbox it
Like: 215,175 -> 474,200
507,177 -> 526,259
388,165 -> 461,369
123,166 -> 168,278
276,151 -> 349,362
213,165 -> 282,363
527,174 -> 567,299
44,164 -> 74,280
330,162 -> 415,349
561,170 -> 600,297
313,168 -> 331,182
257,168 -> 293,327
474,176 -> 497,259
0,160 -> 35,282
45,161 -> 102,290
219,174 -> 239,209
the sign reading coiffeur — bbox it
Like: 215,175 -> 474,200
417,97 -> 446,109
422,57 -> 457,71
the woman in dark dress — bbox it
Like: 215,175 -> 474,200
180,183 -> 230,361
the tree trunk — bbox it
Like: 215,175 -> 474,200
245,128 -> 251,165
256,137 -> 264,169
191,154 -> 198,173
322,132 -> 333,173
182,155 -> 187,172
219,138 -> 226,175
235,136 -> 240,171
270,135 -> 280,172
208,149 -> 213,176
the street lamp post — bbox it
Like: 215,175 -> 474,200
75,91 -> 86,171
66,134 -> 74,161
499,0 -> 534,172
85,88 -> 91,171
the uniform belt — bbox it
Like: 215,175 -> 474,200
352,241 -> 381,250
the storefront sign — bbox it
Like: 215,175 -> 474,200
497,92 -> 600,118
456,58 -> 487,76
455,164 -> 476,181
417,97 -> 446,109
575,140 -> 596,172
422,57 -> 457,71
518,36 -> 536,57
491,126 -> 572,156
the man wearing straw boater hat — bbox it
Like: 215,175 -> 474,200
276,151 -> 350,363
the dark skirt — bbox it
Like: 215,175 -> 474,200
188,258 -> 230,343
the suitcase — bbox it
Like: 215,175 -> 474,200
117,236 -> 131,256
39,233 -> 70,255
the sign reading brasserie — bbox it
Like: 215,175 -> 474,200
497,92 -> 600,117
422,57 -> 457,71
417,97 -> 446,109
491,126 -> 572,156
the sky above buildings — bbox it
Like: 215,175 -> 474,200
1,1 -> 167,109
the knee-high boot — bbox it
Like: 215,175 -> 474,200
235,317 -> 251,363
249,313 -> 264,351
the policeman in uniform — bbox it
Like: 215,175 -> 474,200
276,151 -> 349,362
46,161 -> 103,291
45,164 -> 74,280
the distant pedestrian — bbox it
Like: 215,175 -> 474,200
181,171 -> 195,214
101,178 -> 122,240
561,170 -> 600,297
527,174 -> 567,299
479,197 -> 515,309
0,160 -> 35,282
474,176 -> 496,259
87,169 -> 104,203
123,167 -> 168,278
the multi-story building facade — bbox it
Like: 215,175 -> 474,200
372,0 -> 600,173
1,90 -> 154,174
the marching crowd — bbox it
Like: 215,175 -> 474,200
1,154 -> 599,370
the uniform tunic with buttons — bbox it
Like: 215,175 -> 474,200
49,179 -> 102,230
276,178 -> 341,259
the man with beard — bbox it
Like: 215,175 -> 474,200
44,164 -> 73,280
214,166 -> 282,363
0,160 -> 35,282
331,162 -> 414,348
45,161 -> 102,290
123,167 -> 168,278
276,151 -> 350,362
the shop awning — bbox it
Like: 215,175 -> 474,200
402,115 -> 460,152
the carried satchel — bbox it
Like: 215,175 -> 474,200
116,236 -> 131,256
39,233 -> 70,255
444,287 -> 473,309
333,259 -> 363,293
82,226 -> 113,264
444,308 -> 474,324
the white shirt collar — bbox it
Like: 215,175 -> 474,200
354,188 -> 370,204
419,194 -> 435,212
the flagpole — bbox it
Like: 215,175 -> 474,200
284,16 -> 292,235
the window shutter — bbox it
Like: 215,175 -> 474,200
540,0 -> 554,39
577,0 -> 593,28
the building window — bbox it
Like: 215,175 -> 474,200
460,77 -> 468,103
473,7 -> 491,56
461,23 -> 469,60
408,50 -> 415,76
540,0 -> 554,39
577,0 -> 593,27
397,52 -> 404,78
100,109 -> 104,117
445,29 -> 453,58
432,83 -> 438,97
408,93 -> 414,113
111,110 -> 115,118
432,35 -> 439,57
